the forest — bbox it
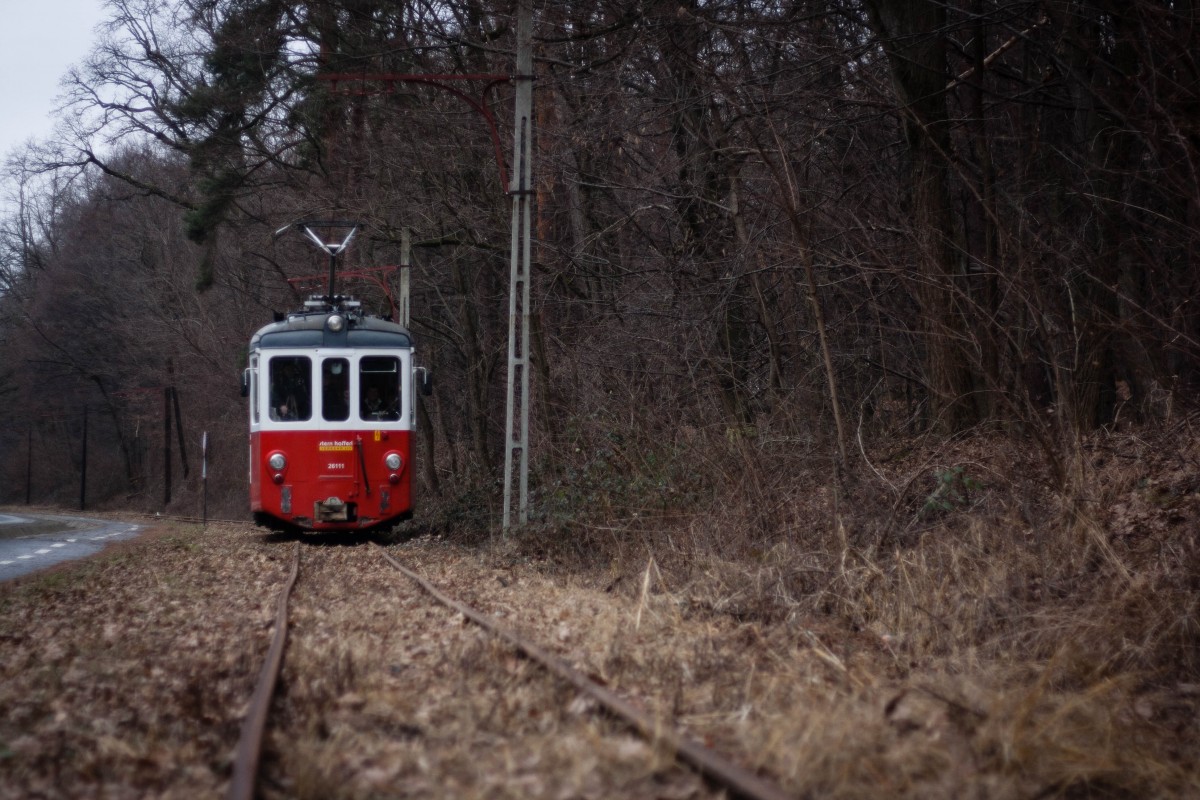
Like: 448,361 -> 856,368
3,0 -> 1196,520
2,1 -> 1199,793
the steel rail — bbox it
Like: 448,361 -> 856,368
372,543 -> 792,800
227,541 -> 300,800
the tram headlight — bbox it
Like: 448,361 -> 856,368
385,451 -> 403,484
268,452 -> 287,471
327,314 -> 346,333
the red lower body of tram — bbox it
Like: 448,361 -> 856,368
250,428 -> 412,531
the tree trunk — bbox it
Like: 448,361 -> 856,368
864,0 -> 978,432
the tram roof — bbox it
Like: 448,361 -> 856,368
250,310 -> 413,350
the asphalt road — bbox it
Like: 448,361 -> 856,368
0,513 -> 143,582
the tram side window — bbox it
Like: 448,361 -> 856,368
359,356 -> 400,421
322,358 -> 350,421
250,357 -> 259,424
269,356 -> 312,421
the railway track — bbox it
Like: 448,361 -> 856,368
227,540 -> 791,800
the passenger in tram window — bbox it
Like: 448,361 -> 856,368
362,386 -> 399,420
271,359 -> 310,421
363,385 -> 385,417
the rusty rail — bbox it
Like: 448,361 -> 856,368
227,542 -> 300,800
372,543 -> 791,800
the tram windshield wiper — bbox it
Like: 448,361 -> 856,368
355,437 -> 372,496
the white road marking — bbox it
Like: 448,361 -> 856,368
2,516 -> 145,582
90,531 -> 133,541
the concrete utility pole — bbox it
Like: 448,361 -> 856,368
400,227 -> 411,328
503,0 -> 534,530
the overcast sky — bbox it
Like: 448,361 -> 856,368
0,0 -> 109,163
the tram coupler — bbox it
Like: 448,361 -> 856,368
314,496 -> 355,523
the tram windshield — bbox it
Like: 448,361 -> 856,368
359,356 -> 400,421
322,358 -> 350,421
269,356 -> 312,421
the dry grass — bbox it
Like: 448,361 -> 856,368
500,417 -> 1200,798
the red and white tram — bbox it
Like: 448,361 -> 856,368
245,223 -> 424,532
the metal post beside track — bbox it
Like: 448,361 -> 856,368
503,0 -> 534,530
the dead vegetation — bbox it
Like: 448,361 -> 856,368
474,415 -> 1200,798
1,419 -> 1198,798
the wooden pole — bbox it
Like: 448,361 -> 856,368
201,431 -> 208,526
163,387 -> 172,507
79,407 -> 88,511
25,426 -> 32,505
172,387 -> 189,478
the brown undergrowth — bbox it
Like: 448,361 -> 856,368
485,415 -> 1200,798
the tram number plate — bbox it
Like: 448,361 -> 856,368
327,462 -> 347,470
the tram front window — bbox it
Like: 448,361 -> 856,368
359,356 -> 400,421
269,356 -> 311,421
322,358 -> 350,421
